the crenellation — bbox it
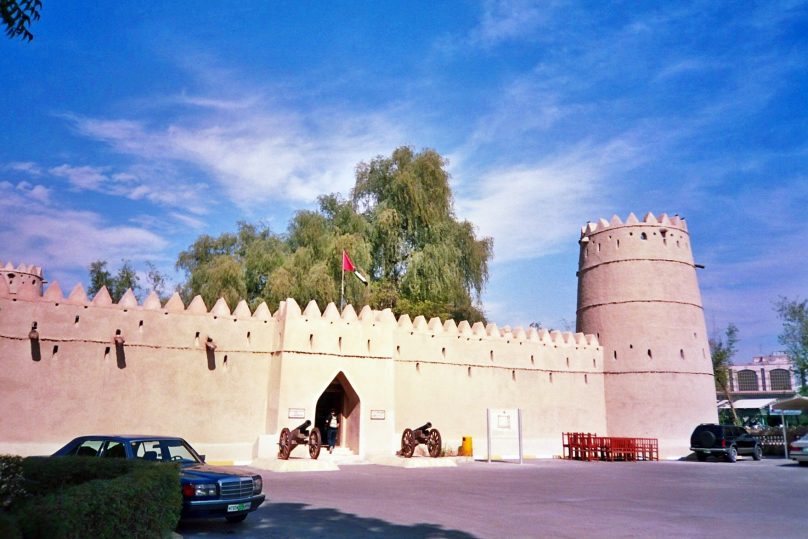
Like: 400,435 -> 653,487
92,286 -> 113,307
164,292 -> 185,312
303,299 -> 321,318
443,319 -> 458,334
412,315 -> 427,331
43,281 -> 64,301
427,317 -> 443,333
211,297 -> 231,317
187,295 -> 208,314
233,300 -> 252,318
284,298 -> 302,318
67,283 -> 88,304
142,291 -> 162,310
397,313 -> 412,329
341,304 -> 358,322
513,327 -> 526,340
457,320 -> 472,335
358,305 -> 374,322
322,302 -> 340,320
252,301 -> 271,319
118,288 -> 138,309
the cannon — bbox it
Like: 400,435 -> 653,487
278,420 -> 322,460
399,422 -> 442,458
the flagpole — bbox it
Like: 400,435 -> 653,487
340,258 -> 345,310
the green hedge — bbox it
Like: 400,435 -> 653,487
0,456 -> 181,539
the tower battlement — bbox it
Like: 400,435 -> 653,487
0,260 -> 45,299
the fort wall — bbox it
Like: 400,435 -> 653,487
0,211 -> 717,461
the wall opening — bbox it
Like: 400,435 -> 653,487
647,349 -> 653,359
315,372 -> 360,454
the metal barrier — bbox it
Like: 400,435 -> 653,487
562,432 -> 659,462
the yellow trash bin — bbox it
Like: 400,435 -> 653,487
459,436 -> 473,456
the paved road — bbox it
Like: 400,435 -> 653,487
177,457 -> 807,538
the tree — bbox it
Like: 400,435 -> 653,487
145,262 -> 168,301
710,323 -> 740,425
774,296 -> 808,394
87,259 -> 141,302
352,146 -> 493,322
176,147 -> 493,323
1,0 -> 42,41
88,260 -> 113,297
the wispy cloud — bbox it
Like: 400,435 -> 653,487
457,137 -> 642,262
0,182 -> 169,278
471,0 -> 561,46
67,99 -> 405,208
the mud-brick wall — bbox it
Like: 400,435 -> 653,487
392,318 -> 606,458
0,296 -> 277,461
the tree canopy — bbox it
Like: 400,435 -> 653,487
1,0 -> 41,41
710,323 -> 740,425
775,296 -> 808,393
176,147 -> 493,322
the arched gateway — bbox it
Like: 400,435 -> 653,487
314,372 -> 360,453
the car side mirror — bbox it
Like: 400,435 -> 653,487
199,454 -> 206,462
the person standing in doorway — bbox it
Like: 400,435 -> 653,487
326,410 -> 339,454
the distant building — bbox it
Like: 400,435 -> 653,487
718,354 -> 797,401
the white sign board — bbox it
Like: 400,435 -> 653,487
486,408 -> 523,463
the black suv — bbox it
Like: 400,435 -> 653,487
689,424 -> 762,462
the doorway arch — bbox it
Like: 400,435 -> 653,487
315,372 -> 360,453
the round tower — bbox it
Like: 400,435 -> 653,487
0,261 -> 45,300
576,212 -> 717,457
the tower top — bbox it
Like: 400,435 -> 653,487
579,212 -> 688,241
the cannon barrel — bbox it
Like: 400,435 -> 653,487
415,422 -> 432,432
297,420 -> 312,431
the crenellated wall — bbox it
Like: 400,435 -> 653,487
0,211 -> 717,461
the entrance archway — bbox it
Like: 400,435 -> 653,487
315,372 -> 360,453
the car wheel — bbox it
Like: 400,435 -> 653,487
696,452 -> 707,462
726,446 -> 737,463
226,514 -> 248,523
752,445 -> 762,461
799,461 -> 808,467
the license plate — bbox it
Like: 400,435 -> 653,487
227,503 -> 250,512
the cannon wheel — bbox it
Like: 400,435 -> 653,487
400,428 -> 415,458
309,427 -> 322,459
427,429 -> 442,458
278,428 -> 291,460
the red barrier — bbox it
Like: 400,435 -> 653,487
562,433 -> 658,462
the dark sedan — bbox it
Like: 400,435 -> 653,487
53,435 -> 265,523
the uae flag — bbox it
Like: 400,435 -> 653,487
342,251 -> 369,285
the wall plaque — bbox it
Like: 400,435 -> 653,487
288,408 -> 305,419
370,409 -> 386,420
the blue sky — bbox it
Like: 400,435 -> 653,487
1,1 -> 806,362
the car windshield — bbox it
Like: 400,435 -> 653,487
130,439 -> 201,464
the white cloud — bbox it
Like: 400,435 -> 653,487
7,161 -> 44,175
50,164 -> 109,190
67,102 -> 404,208
0,182 -> 169,280
15,181 -> 51,204
471,0 -> 559,46
457,137 -> 643,263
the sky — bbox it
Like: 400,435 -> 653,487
1,1 -> 806,363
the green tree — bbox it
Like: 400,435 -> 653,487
145,261 -> 169,301
1,0 -> 42,41
352,146 -> 492,322
176,147 -> 493,323
88,259 -> 142,302
710,323 -> 740,425
176,222 -> 289,309
774,296 -> 808,394
88,260 -> 113,297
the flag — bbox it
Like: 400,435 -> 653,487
342,250 -> 369,285
342,250 -> 355,272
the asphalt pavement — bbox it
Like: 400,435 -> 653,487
177,456 -> 807,539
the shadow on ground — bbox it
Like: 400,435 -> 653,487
176,502 -> 478,539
